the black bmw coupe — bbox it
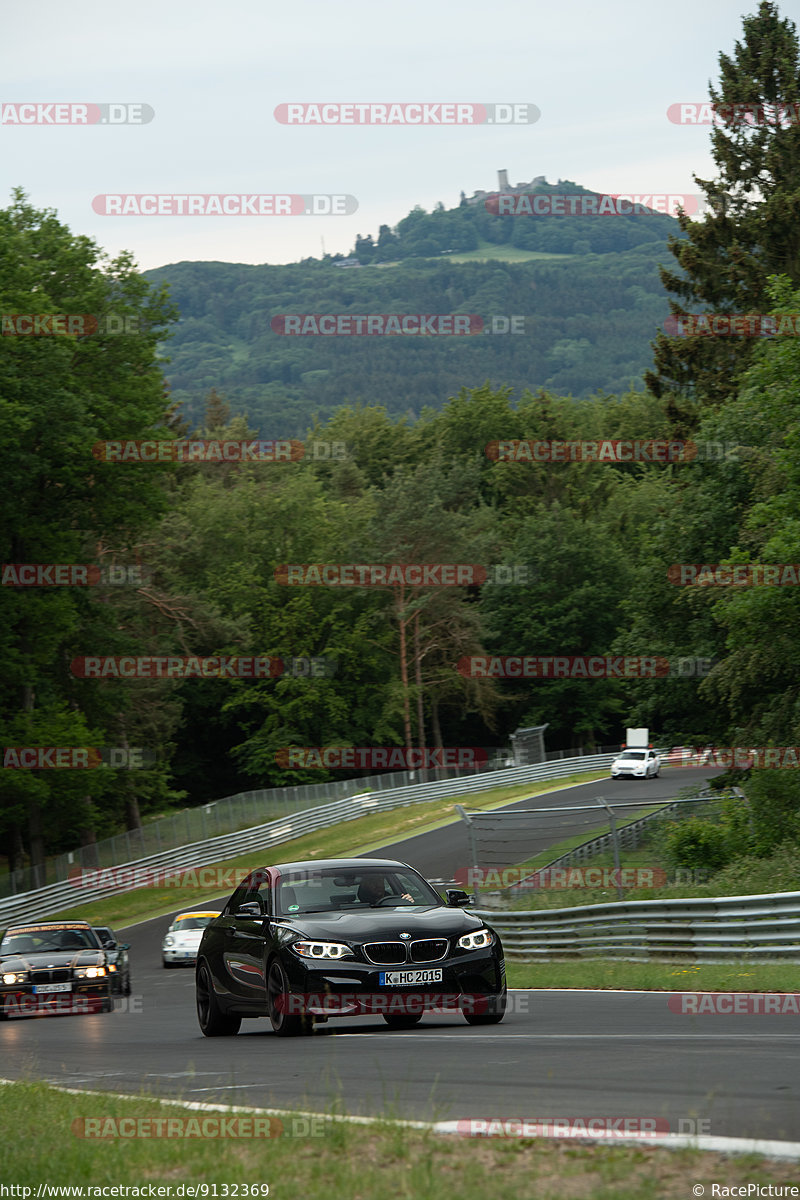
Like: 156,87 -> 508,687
195,858 -> 506,1036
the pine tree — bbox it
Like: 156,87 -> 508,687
646,1 -> 800,432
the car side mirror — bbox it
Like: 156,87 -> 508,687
120,943 -> 130,950
234,902 -> 264,919
445,889 -> 472,907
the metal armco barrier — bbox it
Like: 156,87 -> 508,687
0,753 -> 616,927
477,891 -> 800,962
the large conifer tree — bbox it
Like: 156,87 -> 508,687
646,1 -> 800,431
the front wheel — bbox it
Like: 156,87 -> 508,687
196,963 -> 241,1036
463,987 -> 506,1026
267,960 -> 310,1036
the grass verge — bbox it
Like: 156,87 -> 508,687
1,1080 -> 797,1198
507,960 -> 800,991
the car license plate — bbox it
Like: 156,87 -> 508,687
32,983 -> 72,994
379,969 -> 443,986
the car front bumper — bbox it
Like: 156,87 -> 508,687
163,945 -> 201,963
0,981 -> 111,1017
279,946 -> 505,1016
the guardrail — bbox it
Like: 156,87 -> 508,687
524,788 -> 739,877
5,744 -> 626,896
478,891 -> 800,962
0,753 -> 617,927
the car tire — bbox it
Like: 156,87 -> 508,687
162,959 -> 174,969
267,959 -> 310,1037
196,963 -> 241,1037
463,987 -> 506,1026
123,973 -> 132,996
382,1012 -> 423,1029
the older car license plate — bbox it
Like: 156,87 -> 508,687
379,969 -> 443,986
32,983 -> 72,994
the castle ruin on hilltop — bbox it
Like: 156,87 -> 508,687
464,169 -> 549,206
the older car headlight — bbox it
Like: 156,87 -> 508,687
2,972 -> 26,985
163,936 -> 175,947
75,966 -> 106,978
291,940 -> 352,960
457,929 -> 494,951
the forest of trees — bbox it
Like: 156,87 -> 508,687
3,1 -> 800,880
144,227 -> 678,433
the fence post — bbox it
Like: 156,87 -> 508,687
455,805 -> 479,901
598,797 -> 624,901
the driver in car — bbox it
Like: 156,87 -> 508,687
357,875 -> 413,905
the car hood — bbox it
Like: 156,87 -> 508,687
273,906 -> 485,941
0,950 -> 104,970
165,930 -> 205,944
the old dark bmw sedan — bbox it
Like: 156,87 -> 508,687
195,858 -> 506,1036
0,920 -> 112,1018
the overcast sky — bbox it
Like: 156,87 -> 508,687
1,0 -> 764,271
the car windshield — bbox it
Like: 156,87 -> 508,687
620,751 -> 645,760
1,927 -> 99,952
275,867 -> 440,916
171,916 -> 214,931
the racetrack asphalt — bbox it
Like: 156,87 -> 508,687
4,767 -> 798,1142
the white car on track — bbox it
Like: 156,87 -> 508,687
610,748 -> 661,779
162,911 -> 221,968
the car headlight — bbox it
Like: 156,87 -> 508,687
2,972 -> 26,985
458,929 -> 493,951
75,966 -> 106,979
291,940 -> 352,960
163,936 -> 174,947
108,964 -> 117,972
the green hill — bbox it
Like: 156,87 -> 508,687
145,184 -> 684,435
